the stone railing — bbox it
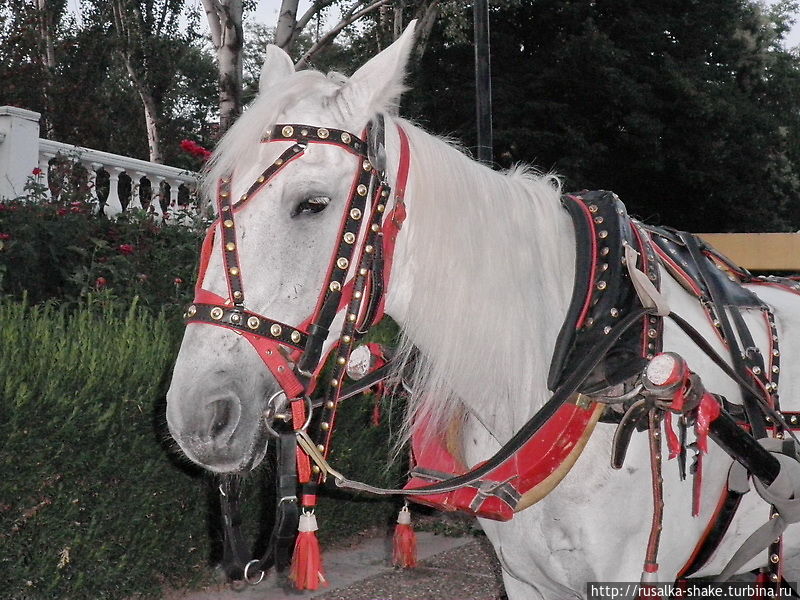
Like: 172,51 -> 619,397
0,106 -> 199,218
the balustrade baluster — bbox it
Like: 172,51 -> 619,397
106,167 -> 125,216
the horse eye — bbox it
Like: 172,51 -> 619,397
291,196 -> 331,217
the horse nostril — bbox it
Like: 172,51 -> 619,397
207,398 -> 237,443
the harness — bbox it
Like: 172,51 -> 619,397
183,117 -> 800,590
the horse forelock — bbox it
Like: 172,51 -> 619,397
388,119 -> 575,448
201,70 -> 347,202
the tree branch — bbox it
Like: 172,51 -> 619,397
200,0 -> 223,47
295,0 -> 393,70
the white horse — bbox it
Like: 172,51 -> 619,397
166,23 -> 800,599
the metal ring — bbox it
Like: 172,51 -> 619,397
263,390 -> 287,438
243,559 -> 265,585
263,392 -> 314,434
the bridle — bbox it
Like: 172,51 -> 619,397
184,116 -> 411,580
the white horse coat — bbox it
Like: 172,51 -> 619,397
166,23 -> 800,599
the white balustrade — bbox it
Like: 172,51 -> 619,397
0,106 -> 199,221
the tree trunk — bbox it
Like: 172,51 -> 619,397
123,58 -> 164,164
275,0 -> 299,51
202,0 -> 244,136
36,0 -> 57,137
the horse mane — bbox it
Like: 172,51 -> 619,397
389,119 -> 574,446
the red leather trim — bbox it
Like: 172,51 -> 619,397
404,401 -> 600,521
563,195 -> 597,329
375,125 -> 411,321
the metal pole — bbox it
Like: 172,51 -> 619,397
473,0 -> 493,165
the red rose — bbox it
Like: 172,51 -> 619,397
0,233 -> 9,240
32,167 -> 43,176
118,244 -> 135,255
174,277 -> 183,285
95,277 -> 107,288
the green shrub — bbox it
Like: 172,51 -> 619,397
0,198 -> 206,311
0,297 -> 211,599
0,296 -> 408,598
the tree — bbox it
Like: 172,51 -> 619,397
202,0 -> 245,134
404,0 -> 800,233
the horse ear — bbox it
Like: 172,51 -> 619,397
260,45 -> 295,92
335,20 -> 417,120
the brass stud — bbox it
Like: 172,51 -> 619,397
341,132 -> 352,144
770,554 -> 780,564
270,324 -> 282,337
753,366 -> 762,375
282,125 -> 294,137
343,232 -> 356,244
342,335 -> 352,344
791,415 -> 798,424
586,317 -> 594,327
329,281 -> 341,292
347,313 -> 357,322
381,190 -> 389,197
240,195 -> 247,202
330,378 -> 339,387
300,128 -> 308,136
610,308 -> 619,317
363,160 -> 372,171
377,204 -> 385,212
210,307 -> 224,320
223,219 -> 234,228
229,267 -> 239,276
771,574 -> 779,583
603,326 -> 612,334
257,176 -> 265,183
365,245 -> 374,254
275,158 -> 284,166
357,184 -> 368,196
325,400 -> 335,409
187,305 -> 197,318
600,247 -> 610,256
598,230 -> 608,239
337,257 -> 349,270
291,330 -> 301,343
337,357 -> 347,365
594,216 -> 604,224
353,290 -> 363,299
371,224 -> 380,232
247,316 -> 260,330
773,365 -> 780,374
350,208 -> 362,220
226,242 -> 236,251
359,268 -> 368,276
317,444 -> 325,452
648,328 -> 658,338
773,349 -> 780,357
230,313 -> 241,324
320,422 -> 330,431
220,192 -> 229,198
597,281 -> 607,290
588,204 -> 598,213
317,128 -> 329,139
312,465 -> 321,474
233,290 -> 243,299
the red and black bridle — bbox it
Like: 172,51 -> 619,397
187,118 -> 410,441
184,117 -> 410,580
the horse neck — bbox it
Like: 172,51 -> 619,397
385,119 -> 577,442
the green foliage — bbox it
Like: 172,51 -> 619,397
0,297 -> 211,600
403,0 -> 800,233
0,194 -> 206,310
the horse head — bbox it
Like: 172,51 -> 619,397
166,24 -> 418,473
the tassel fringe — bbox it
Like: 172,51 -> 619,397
392,505 -> 417,568
289,511 -> 327,590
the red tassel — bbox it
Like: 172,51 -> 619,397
289,512 -> 327,590
392,505 -> 417,568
